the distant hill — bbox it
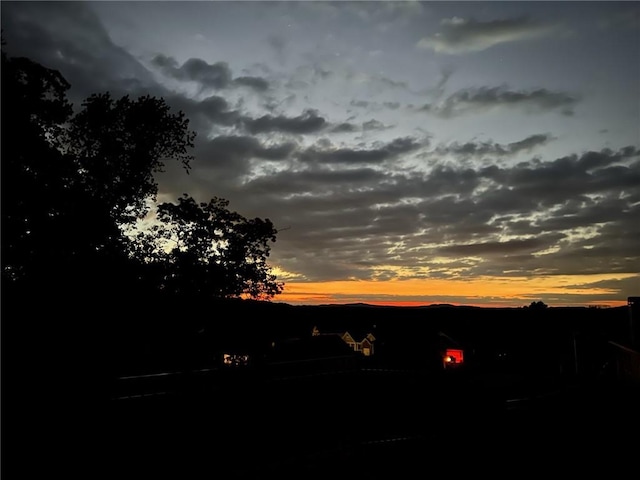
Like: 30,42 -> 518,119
298,302 -> 483,310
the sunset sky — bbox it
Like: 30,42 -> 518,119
2,1 -> 639,307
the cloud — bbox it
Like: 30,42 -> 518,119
231,145 -> 639,283
482,147 -> 640,203
508,134 -> 554,153
438,234 -> 566,256
329,119 -> 392,133
152,55 -> 232,89
0,1 -> 157,103
158,134 -> 299,200
562,275 -> 640,301
422,86 -> 580,117
330,122 -> 359,133
417,16 -> 562,54
350,100 -> 370,108
163,94 -> 241,134
233,76 -> 269,92
299,137 -> 425,165
420,66 -> 455,100
362,119 -> 392,131
243,167 -> 387,201
349,100 -> 403,114
436,134 -> 553,158
151,55 -> 269,92
242,108 -> 327,134
203,135 -> 296,163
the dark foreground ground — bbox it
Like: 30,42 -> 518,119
6,301 -> 639,478
6,365 -> 638,479
7,301 -> 639,478
98,368 -> 640,479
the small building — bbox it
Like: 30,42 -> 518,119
438,331 -> 465,370
312,325 -> 376,356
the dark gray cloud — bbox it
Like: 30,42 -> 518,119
536,197 -> 636,235
243,108 -> 327,134
330,122 -> 359,133
0,1 -> 157,104
422,86 -> 580,117
362,119 -> 392,131
557,275 -> 640,308
223,145 -> 639,283
417,15 -> 563,54
348,99 -> 404,114
151,54 -> 269,92
164,94 -> 240,132
243,167 -> 387,199
159,134 -> 298,198
438,234 -> 566,256
152,55 -> 232,89
202,135 -> 296,163
299,137 -> 424,165
479,147 -> 640,205
233,76 -> 269,92
436,133 -> 553,158
511,215 -> 640,277
507,134 -> 554,153
329,119 -> 392,133
350,100 -> 370,108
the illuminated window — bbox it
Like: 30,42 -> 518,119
443,349 -> 464,366
222,353 -> 250,367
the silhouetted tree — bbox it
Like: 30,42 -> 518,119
1,45 -> 77,283
132,194 -> 284,300
2,43 -> 283,301
528,301 -> 549,310
1,49 -> 196,290
62,92 -> 195,225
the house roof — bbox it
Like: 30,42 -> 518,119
341,331 -> 356,344
313,325 -> 376,343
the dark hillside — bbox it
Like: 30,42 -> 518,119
94,297 -> 634,381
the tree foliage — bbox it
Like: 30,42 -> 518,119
63,93 -> 195,224
1,43 -> 283,300
2,48 -> 83,282
2,54 -> 195,287
528,301 -> 549,310
133,195 -> 284,300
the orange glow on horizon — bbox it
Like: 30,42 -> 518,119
273,274 -> 634,308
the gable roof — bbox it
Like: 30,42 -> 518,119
313,325 -> 376,344
341,331 -> 357,344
